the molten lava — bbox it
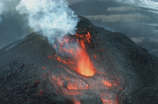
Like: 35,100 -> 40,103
75,32 -> 95,76
55,31 -> 95,77
76,48 -> 94,76
46,31 -> 123,104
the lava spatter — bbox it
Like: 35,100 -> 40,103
54,31 -> 95,77
47,31 -> 123,104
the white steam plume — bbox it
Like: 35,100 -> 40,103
16,0 -> 79,45
115,0 -> 158,11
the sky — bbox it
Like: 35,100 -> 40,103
68,0 -> 158,56
0,0 -> 158,56
117,0 -> 158,10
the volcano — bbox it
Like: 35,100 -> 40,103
0,16 -> 158,104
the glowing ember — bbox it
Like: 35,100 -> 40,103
76,48 -> 95,76
72,98 -> 81,104
102,80 -> 113,87
47,31 -> 123,104
42,67 -> 47,70
73,32 -> 95,76
55,31 -> 95,77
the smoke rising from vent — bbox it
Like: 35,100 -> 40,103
16,0 -> 79,45
0,0 -> 78,49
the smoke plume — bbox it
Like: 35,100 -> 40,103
16,0 -> 79,45
0,0 -> 78,49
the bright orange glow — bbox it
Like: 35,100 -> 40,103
47,31 -> 123,104
76,48 -> 95,76
47,55 -> 53,59
102,80 -> 113,87
75,31 -> 91,44
100,93 -> 117,104
42,67 -> 47,70
75,32 -> 95,76
55,31 -> 95,77
72,98 -> 81,104
101,99 -> 114,104
67,83 -> 88,90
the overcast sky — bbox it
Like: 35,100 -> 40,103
0,0 -> 158,56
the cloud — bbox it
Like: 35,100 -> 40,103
84,13 -> 150,22
107,6 -> 141,12
115,0 -> 158,11
0,1 -> 3,21
131,37 -> 158,44
67,0 -> 86,5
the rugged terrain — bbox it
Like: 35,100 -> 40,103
0,16 -> 158,104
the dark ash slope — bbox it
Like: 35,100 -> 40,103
0,16 -> 158,104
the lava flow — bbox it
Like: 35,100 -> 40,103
55,31 -> 95,77
47,31 -> 123,104
75,32 -> 95,77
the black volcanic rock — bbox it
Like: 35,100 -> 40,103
0,16 -> 158,104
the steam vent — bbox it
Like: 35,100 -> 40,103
0,16 -> 158,104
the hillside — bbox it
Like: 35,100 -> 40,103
0,16 -> 158,104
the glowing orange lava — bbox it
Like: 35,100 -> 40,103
55,32 -> 95,77
75,47 -> 95,76
47,31 -> 123,104
74,32 -> 95,76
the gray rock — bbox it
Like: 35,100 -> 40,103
0,16 -> 158,104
